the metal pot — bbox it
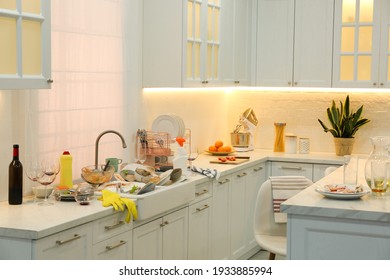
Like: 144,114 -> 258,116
230,132 -> 250,147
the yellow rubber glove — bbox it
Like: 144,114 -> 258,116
120,197 -> 138,222
98,189 -> 124,211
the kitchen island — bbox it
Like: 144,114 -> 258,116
281,159 -> 390,260
0,149 -> 343,259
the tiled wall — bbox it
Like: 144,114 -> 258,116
143,88 -> 390,155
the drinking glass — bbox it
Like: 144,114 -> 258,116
187,146 -> 199,176
137,145 -> 147,165
37,158 -> 60,206
25,157 -> 44,202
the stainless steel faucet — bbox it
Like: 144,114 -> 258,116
95,130 -> 127,167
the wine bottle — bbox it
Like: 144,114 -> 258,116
9,144 -> 23,205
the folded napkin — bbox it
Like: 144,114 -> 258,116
98,190 -> 138,222
270,176 -> 309,223
190,166 -> 220,180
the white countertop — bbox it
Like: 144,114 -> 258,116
0,149 -> 344,240
281,159 -> 390,223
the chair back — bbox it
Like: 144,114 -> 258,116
253,177 -> 312,237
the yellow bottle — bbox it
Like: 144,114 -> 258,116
60,151 -> 73,188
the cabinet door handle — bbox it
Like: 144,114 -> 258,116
234,80 -> 240,84
218,178 -> 230,184
56,234 -> 81,245
294,81 -> 298,86
236,172 -> 247,178
160,221 -> 169,227
281,166 -> 303,170
196,204 -> 209,212
201,80 -> 209,84
47,79 -> 54,84
106,240 -> 127,251
253,166 -> 263,172
195,189 -> 208,196
104,220 -> 125,231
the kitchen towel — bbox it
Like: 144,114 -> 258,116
190,166 -> 220,180
270,176 -> 309,223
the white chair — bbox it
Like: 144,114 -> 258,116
253,177 -> 312,260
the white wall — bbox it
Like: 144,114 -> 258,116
143,88 -> 390,155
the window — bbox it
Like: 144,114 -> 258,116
0,0 -> 51,89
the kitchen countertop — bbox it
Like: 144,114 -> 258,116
0,149 -> 345,240
281,158 -> 390,222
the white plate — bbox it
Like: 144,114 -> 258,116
315,184 -> 371,200
156,169 -> 173,186
152,115 -> 180,138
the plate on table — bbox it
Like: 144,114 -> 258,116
315,184 -> 371,200
205,150 -> 236,156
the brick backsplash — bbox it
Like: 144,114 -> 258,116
144,89 -> 390,155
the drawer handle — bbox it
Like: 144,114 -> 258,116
195,189 -> 208,196
160,221 -> 169,227
236,172 -> 247,178
281,166 -> 303,170
56,234 -> 81,245
196,205 -> 209,212
106,240 -> 127,251
218,178 -> 230,184
253,166 -> 263,172
105,221 -> 125,231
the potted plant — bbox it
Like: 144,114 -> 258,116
318,95 -> 370,156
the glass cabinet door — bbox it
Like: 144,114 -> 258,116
0,0 -> 51,89
185,0 -> 221,86
333,0 -> 382,88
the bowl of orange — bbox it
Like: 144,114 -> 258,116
206,140 -> 235,156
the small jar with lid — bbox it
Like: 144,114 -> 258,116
285,134 -> 297,154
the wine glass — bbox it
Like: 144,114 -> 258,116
37,158 -> 60,206
25,158 -> 44,202
136,144 -> 147,165
187,146 -> 199,176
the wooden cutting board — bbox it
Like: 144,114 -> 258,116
209,156 -> 250,165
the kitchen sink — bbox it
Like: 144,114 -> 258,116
101,178 -> 195,220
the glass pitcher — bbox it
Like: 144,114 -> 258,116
364,136 -> 390,196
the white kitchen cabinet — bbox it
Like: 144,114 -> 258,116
132,207 -> 188,260
188,197 -> 212,259
92,212 -> 133,260
271,161 -> 313,180
313,163 -> 341,182
256,0 -> 334,87
211,174 -> 231,259
33,223 -> 92,260
211,162 -> 266,260
92,231 -> 132,260
143,0 -> 253,88
0,0 -> 52,89
220,0 -> 254,86
333,0 -> 390,88
244,163 -> 266,251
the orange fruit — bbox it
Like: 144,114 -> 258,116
224,146 -> 232,152
208,145 -> 217,152
217,146 -> 226,152
215,140 -> 223,148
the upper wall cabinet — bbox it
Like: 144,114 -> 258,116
333,0 -> 390,88
0,0 -> 51,90
143,0 -> 253,88
219,0 -> 254,86
256,0 -> 334,87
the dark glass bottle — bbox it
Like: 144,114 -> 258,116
8,144 -> 23,205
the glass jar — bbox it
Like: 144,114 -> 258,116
274,123 -> 286,152
364,136 -> 390,196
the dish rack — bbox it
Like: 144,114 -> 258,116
136,131 -> 173,168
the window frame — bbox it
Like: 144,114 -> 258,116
0,0 -> 51,90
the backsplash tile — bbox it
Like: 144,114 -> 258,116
144,89 -> 390,155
